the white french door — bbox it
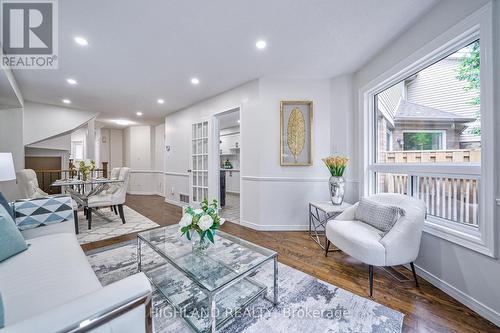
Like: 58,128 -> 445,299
190,121 -> 209,205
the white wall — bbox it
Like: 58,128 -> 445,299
23,102 -> 98,145
0,108 -> 24,200
330,74 -> 358,203
98,128 -> 124,174
352,0 -> 500,326
123,124 -> 164,196
164,78 -> 337,230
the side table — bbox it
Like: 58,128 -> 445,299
309,201 -> 352,251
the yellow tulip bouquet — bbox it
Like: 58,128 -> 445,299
322,155 -> 348,177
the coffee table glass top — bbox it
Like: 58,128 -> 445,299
138,225 -> 277,292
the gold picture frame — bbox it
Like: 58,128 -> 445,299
280,100 -> 313,166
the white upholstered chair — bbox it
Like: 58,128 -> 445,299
86,167 -> 130,229
325,193 -> 426,296
16,169 -> 49,198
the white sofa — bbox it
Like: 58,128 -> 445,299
0,203 -> 152,333
325,193 -> 426,296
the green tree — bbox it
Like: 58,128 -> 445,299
456,40 -> 480,135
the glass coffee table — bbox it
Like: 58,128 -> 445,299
137,225 -> 278,333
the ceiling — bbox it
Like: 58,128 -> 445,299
12,0 -> 438,126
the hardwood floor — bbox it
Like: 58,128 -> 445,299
82,194 -> 499,333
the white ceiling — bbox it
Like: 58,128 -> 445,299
12,0 -> 438,126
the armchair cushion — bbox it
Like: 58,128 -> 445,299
326,219 -> 386,266
13,196 -> 73,231
355,197 -> 405,235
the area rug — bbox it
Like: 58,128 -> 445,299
76,206 -> 159,244
86,242 -> 403,333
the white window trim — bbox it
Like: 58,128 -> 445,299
402,129 -> 447,150
359,4 -> 495,257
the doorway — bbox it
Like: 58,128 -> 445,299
214,108 -> 240,224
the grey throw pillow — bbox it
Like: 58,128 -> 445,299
355,198 -> 405,234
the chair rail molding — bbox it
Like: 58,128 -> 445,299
164,171 -> 189,177
241,175 -> 359,183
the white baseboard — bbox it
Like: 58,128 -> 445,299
165,198 -> 186,208
414,264 -> 500,327
239,219 -> 309,231
127,191 -> 158,195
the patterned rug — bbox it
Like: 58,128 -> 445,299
77,206 -> 159,244
86,242 -> 403,333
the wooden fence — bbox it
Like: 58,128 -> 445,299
383,149 -> 481,163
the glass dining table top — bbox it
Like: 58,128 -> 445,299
137,225 -> 277,292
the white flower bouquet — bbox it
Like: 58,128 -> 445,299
179,198 -> 225,246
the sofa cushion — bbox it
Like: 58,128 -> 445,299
0,233 -> 101,326
21,219 -> 75,240
355,197 -> 405,234
0,206 -> 28,262
13,196 -> 73,231
0,292 -> 4,329
0,192 -> 14,219
326,219 -> 386,266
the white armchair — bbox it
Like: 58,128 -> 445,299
86,167 -> 130,229
325,193 -> 426,296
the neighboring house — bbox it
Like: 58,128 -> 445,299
377,52 -> 481,154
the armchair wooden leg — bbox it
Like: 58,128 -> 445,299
118,204 -> 126,224
325,240 -> 330,257
110,206 -> 113,212
113,205 -> 118,215
88,208 -> 92,230
369,265 -> 374,297
410,262 -> 419,288
73,210 -> 79,234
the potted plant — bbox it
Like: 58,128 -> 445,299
178,198 -> 225,252
322,155 -> 348,205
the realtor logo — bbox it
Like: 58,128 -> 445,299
1,0 -> 58,69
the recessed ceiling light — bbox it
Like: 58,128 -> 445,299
114,119 -> 132,126
136,111 -> 143,116
62,99 -> 71,104
74,36 -> 88,46
191,78 -> 200,85
237,120 -> 240,123
66,78 -> 77,85
157,98 -> 165,104
256,40 -> 267,50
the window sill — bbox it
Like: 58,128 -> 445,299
423,216 -> 495,258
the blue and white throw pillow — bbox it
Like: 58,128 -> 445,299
13,196 -> 73,231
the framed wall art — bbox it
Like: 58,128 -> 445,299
280,100 -> 313,166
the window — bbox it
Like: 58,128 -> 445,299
72,141 -> 84,161
362,8 -> 495,257
403,131 -> 445,151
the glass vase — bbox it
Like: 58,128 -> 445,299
191,231 -> 210,253
329,176 -> 345,205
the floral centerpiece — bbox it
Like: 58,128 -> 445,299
78,160 -> 96,181
178,198 -> 225,252
322,155 -> 348,205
